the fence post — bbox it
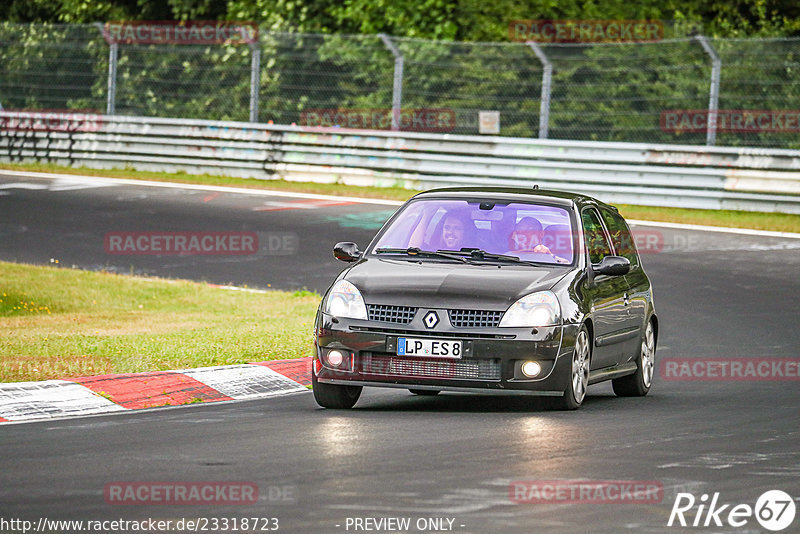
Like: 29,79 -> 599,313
695,35 -> 721,146
249,42 -> 261,122
93,23 -> 117,115
107,43 -> 118,115
379,34 -> 404,131
527,42 -> 551,139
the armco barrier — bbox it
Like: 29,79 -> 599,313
1,112 -> 799,213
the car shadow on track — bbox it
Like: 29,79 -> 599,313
351,392 -> 624,413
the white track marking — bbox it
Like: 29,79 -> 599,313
0,177 -> 115,192
180,364 -> 307,399
0,182 -> 48,190
0,380 -> 126,421
628,219 -> 800,239
0,169 -> 400,206
48,177 -> 116,191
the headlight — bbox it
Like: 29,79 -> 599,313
324,280 -> 368,320
499,291 -> 560,327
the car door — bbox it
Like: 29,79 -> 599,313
581,207 -> 630,369
599,207 -> 649,361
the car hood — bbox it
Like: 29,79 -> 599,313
344,257 -> 571,309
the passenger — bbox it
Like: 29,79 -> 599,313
542,224 -> 573,260
507,217 -> 551,254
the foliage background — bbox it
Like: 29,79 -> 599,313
1,1 -> 799,147
3,0 -> 800,39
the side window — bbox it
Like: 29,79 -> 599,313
581,208 -> 612,264
600,208 -> 639,268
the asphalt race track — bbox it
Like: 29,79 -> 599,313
1,172 -> 799,533
0,173 -> 399,292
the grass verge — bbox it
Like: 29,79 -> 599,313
2,162 -> 799,232
0,261 -> 319,383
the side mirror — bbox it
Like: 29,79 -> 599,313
333,242 -> 361,263
593,255 -> 630,276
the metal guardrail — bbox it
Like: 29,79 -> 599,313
2,113 -> 799,213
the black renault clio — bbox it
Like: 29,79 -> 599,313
312,187 -> 657,410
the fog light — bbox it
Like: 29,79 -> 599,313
521,360 -> 542,378
327,350 -> 344,367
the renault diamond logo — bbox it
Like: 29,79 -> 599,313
423,311 -> 439,329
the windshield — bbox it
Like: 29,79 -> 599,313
371,198 -> 575,265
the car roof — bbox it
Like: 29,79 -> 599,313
411,186 -> 617,211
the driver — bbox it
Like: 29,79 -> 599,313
440,213 -> 466,249
408,207 -> 472,250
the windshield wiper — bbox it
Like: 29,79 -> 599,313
375,247 -> 561,266
374,247 -> 469,263
437,248 -> 554,266
437,248 -> 523,262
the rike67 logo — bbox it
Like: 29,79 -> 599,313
668,490 -> 796,531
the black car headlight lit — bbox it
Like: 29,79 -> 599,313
520,361 -> 543,378
324,280 -> 368,320
499,290 -> 561,328
321,348 -> 354,371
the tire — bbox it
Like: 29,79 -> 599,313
312,371 -> 362,409
612,319 -> 655,397
548,324 -> 590,411
409,389 -> 440,396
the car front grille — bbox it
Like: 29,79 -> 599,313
360,353 -> 501,380
349,325 -> 515,340
366,304 -> 417,324
448,309 -> 503,328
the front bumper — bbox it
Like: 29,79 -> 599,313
313,311 -> 579,396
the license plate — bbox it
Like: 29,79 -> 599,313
397,338 -> 462,358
